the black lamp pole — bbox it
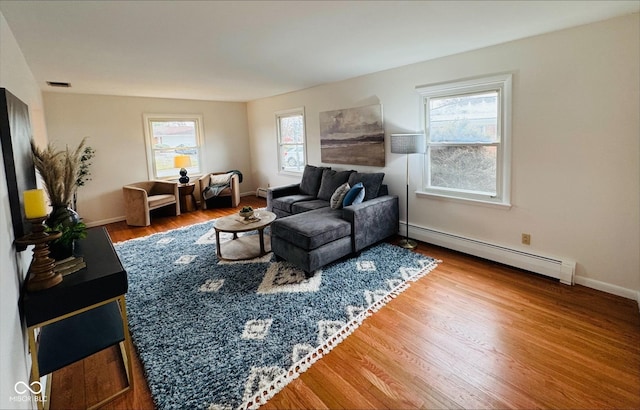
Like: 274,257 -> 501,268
390,133 -> 424,250
400,148 -> 416,249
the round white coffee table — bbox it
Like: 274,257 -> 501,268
213,210 -> 276,261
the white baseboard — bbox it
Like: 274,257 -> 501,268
573,275 -> 640,304
85,216 -> 125,228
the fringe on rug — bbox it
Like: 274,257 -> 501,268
239,257 -> 440,409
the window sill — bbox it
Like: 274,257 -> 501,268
278,170 -> 303,177
162,174 -> 204,182
416,190 -> 512,210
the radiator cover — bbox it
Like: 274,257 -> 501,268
410,225 -> 575,285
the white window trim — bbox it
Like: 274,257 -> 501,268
416,73 -> 512,207
275,107 -> 307,176
142,113 -> 205,180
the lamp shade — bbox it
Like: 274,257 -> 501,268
174,155 -> 192,169
390,133 -> 425,154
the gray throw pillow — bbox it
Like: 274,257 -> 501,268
348,172 -> 385,202
330,182 -> 350,209
299,165 -> 329,196
317,169 -> 353,201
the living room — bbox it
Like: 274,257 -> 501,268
1,1 -> 639,409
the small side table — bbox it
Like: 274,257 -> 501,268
178,183 -> 197,212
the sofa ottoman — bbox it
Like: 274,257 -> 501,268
271,208 -> 352,274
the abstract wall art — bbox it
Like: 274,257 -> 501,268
319,104 -> 385,167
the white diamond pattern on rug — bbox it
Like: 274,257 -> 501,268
174,255 -> 197,264
399,266 -> 421,280
217,252 -> 273,265
195,228 -> 235,245
364,289 -> 388,306
357,260 -> 377,271
317,320 -> 345,345
199,279 -> 225,293
242,319 -> 273,340
156,237 -> 174,245
257,262 -> 322,294
242,366 -> 286,404
387,278 -> 404,289
291,343 -> 315,363
208,404 -> 233,410
195,228 -> 217,245
346,305 -> 365,321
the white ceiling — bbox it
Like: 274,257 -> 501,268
1,1 -> 638,102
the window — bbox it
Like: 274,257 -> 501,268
417,74 -> 512,206
276,108 -> 306,173
143,114 -> 204,180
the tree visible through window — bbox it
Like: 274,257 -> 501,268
429,92 -> 498,194
418,74 -> 512,205
276,108 -> 306,173
143,114 -> 204,179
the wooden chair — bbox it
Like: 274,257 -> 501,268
122,180 -> 180,226
198,172 -> 240,209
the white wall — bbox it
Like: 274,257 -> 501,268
0,10 -> 47,410
248,14 -> 640,295
42,93 -> 251,225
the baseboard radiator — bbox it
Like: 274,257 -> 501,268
410,225 -> 576,285
256,187 -> 268,199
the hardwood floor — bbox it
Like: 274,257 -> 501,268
49,196 -> 640,409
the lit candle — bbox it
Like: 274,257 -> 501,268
23,189 -> 48,219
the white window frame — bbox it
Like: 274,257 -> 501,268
416,73 -> 512,208
142,113 -> 205,180
275,107 -> 307,175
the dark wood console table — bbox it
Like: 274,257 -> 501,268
21,227 -> 133,410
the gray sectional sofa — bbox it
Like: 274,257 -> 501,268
267,165 -> 399,274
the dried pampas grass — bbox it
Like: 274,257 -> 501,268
31,138 -> 87,208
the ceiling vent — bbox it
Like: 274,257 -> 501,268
46,81 -> 71,88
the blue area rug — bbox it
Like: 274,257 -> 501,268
114,220 -> 437,409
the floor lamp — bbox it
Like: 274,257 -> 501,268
390,133 -> 425,250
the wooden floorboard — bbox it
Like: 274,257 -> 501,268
48,196 -> 640,409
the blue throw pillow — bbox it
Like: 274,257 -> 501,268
342,182 -> 365,207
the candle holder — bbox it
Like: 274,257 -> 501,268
15,216 -> 63,292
